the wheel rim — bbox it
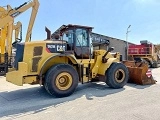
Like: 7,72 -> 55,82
55,72 -> 73,91
114,69 -> 125,83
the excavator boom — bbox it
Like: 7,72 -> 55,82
0,0 -> 39,41
6,0 -> 39,42
25,0 -> 39,42
13,21 -> 22,42
0,0 -> 39,75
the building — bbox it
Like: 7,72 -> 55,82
92,32 -> 134,60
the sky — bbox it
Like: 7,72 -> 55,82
0,0 -> 160,44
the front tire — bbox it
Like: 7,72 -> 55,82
105,63 -> 129,88
45,64 -> 79,97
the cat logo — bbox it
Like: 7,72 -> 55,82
57,45 -> 65,51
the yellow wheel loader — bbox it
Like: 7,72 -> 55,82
6,24 -> 129,97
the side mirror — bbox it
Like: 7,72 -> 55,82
108,47 -> 114,52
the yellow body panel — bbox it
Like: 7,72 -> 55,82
6,62 -> 28,85
91,50 -> 119,77
23,41 -> 67,75
77,59 -> 95,64
23,76 -> 37,84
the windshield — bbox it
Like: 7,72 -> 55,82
62,28 -> 89,47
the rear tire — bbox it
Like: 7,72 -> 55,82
105,62 -> 129,88
45,64 -> 79,97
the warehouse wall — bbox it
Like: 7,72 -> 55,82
108,37 -> 127,60
92,33 -> 134,60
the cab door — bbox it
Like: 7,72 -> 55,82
74,28 -> 90,59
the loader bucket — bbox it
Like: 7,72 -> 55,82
122,61 -> 156,85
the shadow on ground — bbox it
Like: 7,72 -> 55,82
126,83 -> 154,89
0,82 -> 124,118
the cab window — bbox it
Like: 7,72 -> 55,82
75,29 -> 88,46
63,30 -> 74,44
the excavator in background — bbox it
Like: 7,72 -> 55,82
0,0 -> 39,75
0,21 -> 22,75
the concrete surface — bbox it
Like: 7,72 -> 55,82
0,68 -> 160,120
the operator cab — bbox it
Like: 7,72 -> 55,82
53,24 -> 93,59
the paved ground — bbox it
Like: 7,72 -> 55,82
0,68 -> 160,120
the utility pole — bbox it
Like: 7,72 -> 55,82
126,25 -> 131,60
